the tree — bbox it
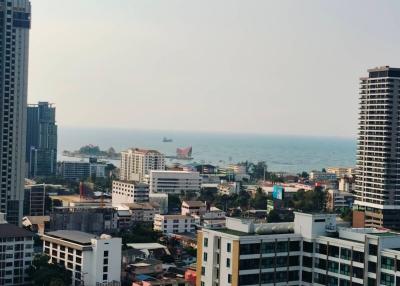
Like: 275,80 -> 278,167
27,254 -> 72,286
168,194 -> 181,213
251,161 -> 268,180
267,209 -> 282,223
250,188 -> 268,209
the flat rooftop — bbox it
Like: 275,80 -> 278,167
45,230 -> 97,245
0,223 -> 35,238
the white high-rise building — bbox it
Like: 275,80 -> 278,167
112,180 -> 149,205
354,66 -> 400,229
0,0 -> 31,225
120,148 -> 165,182
149,170 -> 202,195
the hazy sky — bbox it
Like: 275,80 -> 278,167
29,0 -> 400,137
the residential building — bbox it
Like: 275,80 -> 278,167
197,211 -> 400,286
23,184 -> 46,216
181,201 -> 207,216
42,230 -> 122,286
125,243 -> 170,260
120,148 -> 165,182
113,202 -> 160,229
338,177 -> 355,193
326,189 -> 354,212
218,182 -> 240,195
0,0 -> 31,225
112,180 -> 149,205
153,214 -> 195,234
26,102 -> 57,178
354,66 -> 400,229
201,207 -> 226,229
0,213 -> 34,285
58,161 -> 90,181
309,171 -> 337,181
149,170 -> 201,195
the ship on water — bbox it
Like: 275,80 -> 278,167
162,137 -> 173,143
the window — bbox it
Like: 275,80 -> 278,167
227,243 -> 231,252
102,274 -> 108,281
203,252 -> 207,262
228,274 -> 232,284
204,238 -> 208,247
226,258 -> 230,267
104,250 -> 109,257
201,267 -> 205,275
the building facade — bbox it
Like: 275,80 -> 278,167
120,148 -> 165,182
197,212 -> 400,286
326,189 -> 354,212
153,214 -> 195,234
354,66 -> 400,229
42,230 -> 121,286
309,171 -> 338,181
181,201 -> 207,216
0,213 -> 34,285
112,181 -> 149,205
26,102 -> 57,178
23,184 -> 46,216
0,0 -> 31,225
58,161 -> 90,181
149,170 -> 201,195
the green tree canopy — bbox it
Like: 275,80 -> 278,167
27,254 -> 72,286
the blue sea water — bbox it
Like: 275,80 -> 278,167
58,127 -> 356,173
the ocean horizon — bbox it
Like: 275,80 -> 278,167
58,127 -> 357,173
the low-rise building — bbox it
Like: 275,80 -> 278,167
326,189 -> 354,212
201,207 -> 226,229
0,214 -> 34,286
126,243 -> 170,260
218,182 -> 240,195
181,201 -> 207,216
42,230 -> 122,286
112,181 -> 149,205
113,203 -> 160,229
339,177 -> 355,193
154,214 -> 195,234
149,170 -> 201,195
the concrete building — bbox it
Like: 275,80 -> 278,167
23,184 -> 46,216
0,213 -> 34,285
112,181 -> 149,205
42,230 -> 122,286
149,170 -> 201,195
326,189 -> 354,212
309,171 -> 337,181
26,102 -> 57,178
201,207 -> 226,229
58,161 -> 90,181
113,203 -> 160,229
338,177 -> 355,193
354,66 -> 400,229
90,162 -> 107,178
181,201 -> 207,216
0,0 -> 31,225
120,148 -> 165,182
153,214 -> 195,234
197,211 -> 400,286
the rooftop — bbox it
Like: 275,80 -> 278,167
182,201 -> 206,208
127,243 -> 167,250
45,230 -> 98,245
125,148 -> 163,155
0,223 -> 35,238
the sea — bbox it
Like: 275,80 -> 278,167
58,127 -> 357,174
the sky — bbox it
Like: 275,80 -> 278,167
28,0 -> 400,137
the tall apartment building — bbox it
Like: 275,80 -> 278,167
0,0 -> 31,225
0,213 -> 34,285
197,212 -> 400,286
149,170 -> 201,195
120,148 -> 165,182
42,230 -> 122,286
26,102 -> 57,178
354,66 -> 400,229
112,180 -> 149,205
23,184 -> 46,216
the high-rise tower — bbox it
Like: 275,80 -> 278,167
0,0 -> 31,225
353,66 -> 400,229
26,102 -> 57,178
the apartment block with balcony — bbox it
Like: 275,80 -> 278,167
153,214 -> 195,234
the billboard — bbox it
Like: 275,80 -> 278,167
272,185 -> 284,200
